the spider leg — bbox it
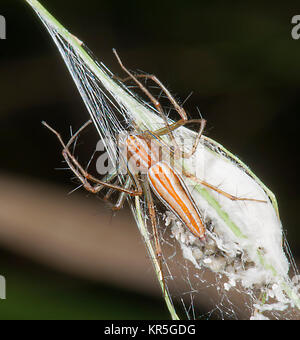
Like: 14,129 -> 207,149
113,49 -> 179,148
144,180 -> 167,296
183,169 -> 267,203
42,121 -> 143,196
112,54 -> 207,158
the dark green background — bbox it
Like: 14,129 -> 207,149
0,0 -> 299,319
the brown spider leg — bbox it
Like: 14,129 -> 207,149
117,73 -> 188,121
140,118 -> 206,170
182,170 -> 267,203
103,186 -> 117,201
113,66 -> 206,158
112,49 -> 178,147
182,119 -> 207,158
112,176 -> 132,211
90,170 -> 119,192
65,120 -> 93,149
144,180 -> 167,295
153,118 -> 207,158
42,121 -> 143,197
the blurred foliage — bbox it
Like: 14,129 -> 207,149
0,0 -> 299,319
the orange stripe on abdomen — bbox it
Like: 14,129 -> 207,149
125,135 -> 159,173
148,161 -> 205,239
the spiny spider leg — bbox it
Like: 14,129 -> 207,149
112,52 -> 206,158
42,121 -> 143,197
183,170 -> 267,203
